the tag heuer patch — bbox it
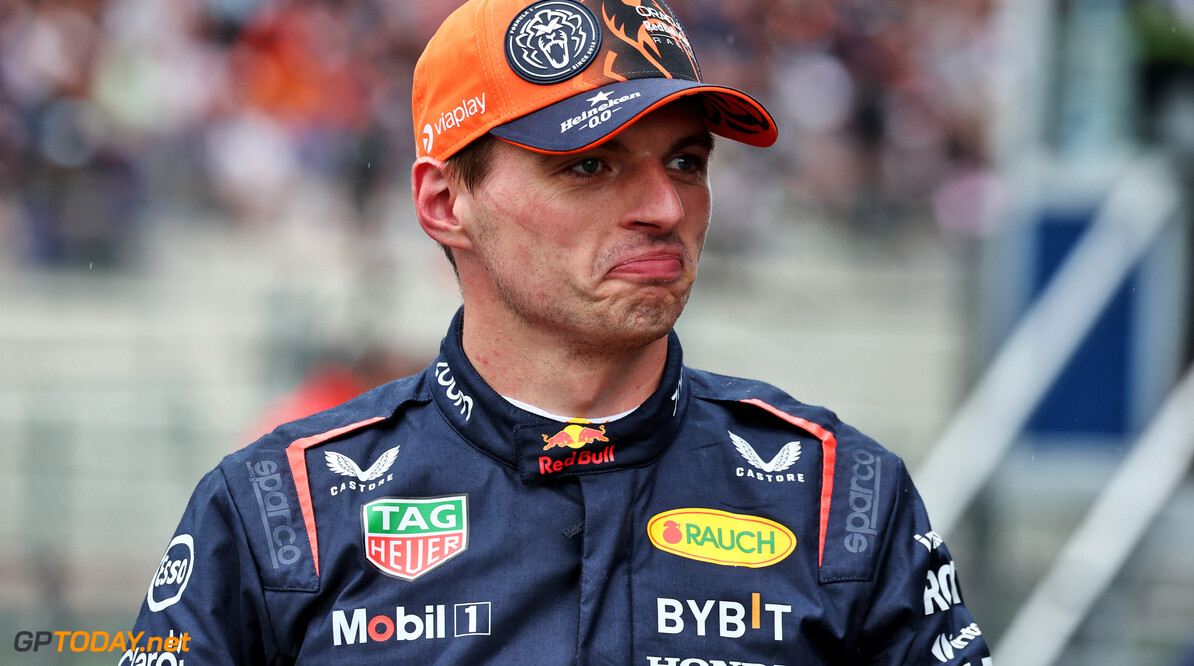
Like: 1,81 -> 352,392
362,496 -> 468,580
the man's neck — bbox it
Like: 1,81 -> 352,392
460,312 -> 669,419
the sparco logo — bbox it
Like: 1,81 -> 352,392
505,0 -> 601,84
326,446 -> 400,497
647,658 -> 783,666
843,449 -> 882,554
248,460 -> 302,569
147,534 -> 194,612
931,623 -> 985,663
436,362 -> 473,421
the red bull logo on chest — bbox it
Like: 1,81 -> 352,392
537,445 -> 616,475
541,419 -> 608,450
537,419 -> 615,476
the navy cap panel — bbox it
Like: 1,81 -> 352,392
491,78 -> 723,153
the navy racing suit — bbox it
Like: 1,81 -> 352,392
129,310 -> 992,665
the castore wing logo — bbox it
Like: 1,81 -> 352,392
729,431 -> 800,473
326,446 -> 400,483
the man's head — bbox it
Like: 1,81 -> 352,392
412,0 -> 776,165
411,0 -> 776,350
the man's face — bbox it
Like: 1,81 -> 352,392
457,102 -> 714,352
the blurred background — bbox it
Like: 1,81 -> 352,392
0,0 -> 1191,663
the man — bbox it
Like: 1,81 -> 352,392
129,1 -> 993,664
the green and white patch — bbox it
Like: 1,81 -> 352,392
361,496 -> 468,580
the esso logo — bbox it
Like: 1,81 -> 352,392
147,534 -> 195,612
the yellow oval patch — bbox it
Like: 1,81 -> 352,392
647,508 -> 796,568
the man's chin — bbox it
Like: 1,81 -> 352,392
582,294 -> 687,351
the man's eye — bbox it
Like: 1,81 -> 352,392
669,154 -> 702,172
570,158 -> 604,176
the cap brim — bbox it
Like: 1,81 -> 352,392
489,78 -> 777,154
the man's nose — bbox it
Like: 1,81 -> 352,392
620,161 -> 686,233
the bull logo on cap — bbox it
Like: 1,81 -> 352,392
506,1 -> 602,84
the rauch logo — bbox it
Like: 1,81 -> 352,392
647,508 -> 795,568
361,496 -> 467,581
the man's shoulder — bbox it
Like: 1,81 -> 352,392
686,367 -> 818,412
686,367 -> 886,455
189,373 -> 431,591
685,367 -> 913,582
230,372 -> 428,462
213,371 -> 430,519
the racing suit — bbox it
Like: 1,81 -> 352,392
128,309 -> 993,665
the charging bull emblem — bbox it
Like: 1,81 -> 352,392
542,420 -> 609,450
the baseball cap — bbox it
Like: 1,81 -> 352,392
412,0 -> 778,162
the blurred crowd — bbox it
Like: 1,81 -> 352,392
0,0 -> 1000,270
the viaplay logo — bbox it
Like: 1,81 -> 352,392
422,95 -> 487,157
147,534 -> 194,612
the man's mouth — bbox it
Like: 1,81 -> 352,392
606,253 -> 685,281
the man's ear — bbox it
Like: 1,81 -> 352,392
412,157 -> 472,251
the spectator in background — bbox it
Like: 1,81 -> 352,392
0,0 -> 1000,266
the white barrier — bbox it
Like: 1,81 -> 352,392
994,364 -> 1194,665
915,155 -> 1182,535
